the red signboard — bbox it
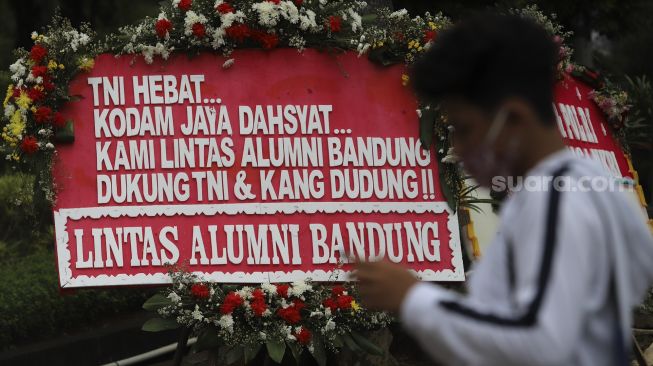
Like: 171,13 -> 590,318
53,50 -> 464,288
554,74 -> 633,180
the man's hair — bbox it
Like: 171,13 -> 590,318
411,13 -> 558,125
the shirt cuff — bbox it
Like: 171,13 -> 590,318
400,282 -> 449,331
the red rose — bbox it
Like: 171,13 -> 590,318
31,65 -> 48,78
336,295 -> 353,309
155,18 -> 172,38
327,16 -> 342,33
28,87 -> 45,102
295,327 -> 311,345
294,0 -> 303,6
177,0 -> 192,11
191,283 -> 210,299
30,44 -> 48,63
52,112 -> 67,128
331,286 -> 345,297
192,23 -> 206,38
276,284 -> 289,298
250,289 -> 267,317
226,24 -> 250,42
20,136 -> 39,154
220,292 -> 243,314
267,0 -> 280,4
423,29 -> 437,43
216,2 -> 234,14
34,106 -> 52,124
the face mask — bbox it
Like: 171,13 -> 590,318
459,108 -> 520,188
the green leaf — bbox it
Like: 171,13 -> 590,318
141,317 -> 179,332
367,46 -> 402,67
266,339 -> 286,363
53,120 -> 74,144
341,333 -> 363,354
333,334 -> 344,348
309,337 -> 327,366
419,107 -> 437,149
437,160 -> 457,213
350,330 -> 384,356
142,293 -> 173,311
287,341 -> 302,364
194,326 -> 220,351
244,343 -> 262,363
225,346 -> 244,365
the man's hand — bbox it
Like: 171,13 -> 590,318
354,260 -> 419,313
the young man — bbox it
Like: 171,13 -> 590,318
355,14 -> 653,365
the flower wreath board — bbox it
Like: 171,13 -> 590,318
1,0 -> 647,364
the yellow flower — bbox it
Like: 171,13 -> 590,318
428,21 -> 437,30
401,74 -> 410,86
3,84 -> 13,108
8,110 -> 26,136
78,57 -> 94,72
48,59 -> 59,71
58,64 -> 65,70
15,92 -> 32,110
351,300 -> 361,312
10,153 -> 20,161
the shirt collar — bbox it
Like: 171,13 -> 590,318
524,148 -> 574,178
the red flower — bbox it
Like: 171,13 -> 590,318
277,304 -> 301,324
12,87 -> 22,98
276,284 -> 289,298
191,283 -> 210,299
220,292 -> 243,314
52,112 -> 67,128
177,0 -> 192,11
336,295 -> 353,310
216,2 -> 234,14
267,0 -> 280,4
294,0 -> 303,6
42,76 -> 55,92
394,32 -> 405,41
255,32 -> 279,49
30,44 -> 48,63
34,106 -> 52,124
28,87 -> 45,102
295,327 -> 311,345
327,16 -> 342,33
20,136 -> 39,154
292,298 -> 305,310
226,23 -> 250,42
331,286 -> 345,297
192,23 -> 206,38
423,29 -> 437,43
155,18 -> 172,38
323,298 -> 338,312
31,65 -> 48,78
250,289 -> 268,317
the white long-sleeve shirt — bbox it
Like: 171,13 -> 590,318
401,149 -> 653,365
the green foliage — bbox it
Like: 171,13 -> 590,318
624,75 -> 653,149
0,249 -> 155,349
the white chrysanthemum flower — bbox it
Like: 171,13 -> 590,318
184,10 -> 208,36
191,304 -> 203,321
289,35 -> 306,51
279,1 -> 300,24
324,319 -> 336,332
172,0 -> 181,6
289,280 -> 312,297
222,58 -> 234,69
45,142 -> 55,149
389,9 -> 408,18
9,59 -> 26,82
220,10 -> 245,29
218,314 -> 234,332
211,28 -> 226,49
237,286 -> 253,299
4,105 -> 16,119
299,10 -> 319,31
261,283 -> 277,295
167,292 -> 182,303
259,331 -> 267,340
348,8 -> 362,32
284,326 -> 296,340
252,1 -> 280,27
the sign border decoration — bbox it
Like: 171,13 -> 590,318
0,1 -> 648,363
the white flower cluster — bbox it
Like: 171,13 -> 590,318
184,11 -> 208,36
141,43 -> 173,64
9,58 -> 26,83
63,29 -> 90,52
288,280 -> 312,298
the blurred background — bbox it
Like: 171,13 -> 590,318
0,0 -> 651,364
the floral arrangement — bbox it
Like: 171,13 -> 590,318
143,270 -> 391,364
